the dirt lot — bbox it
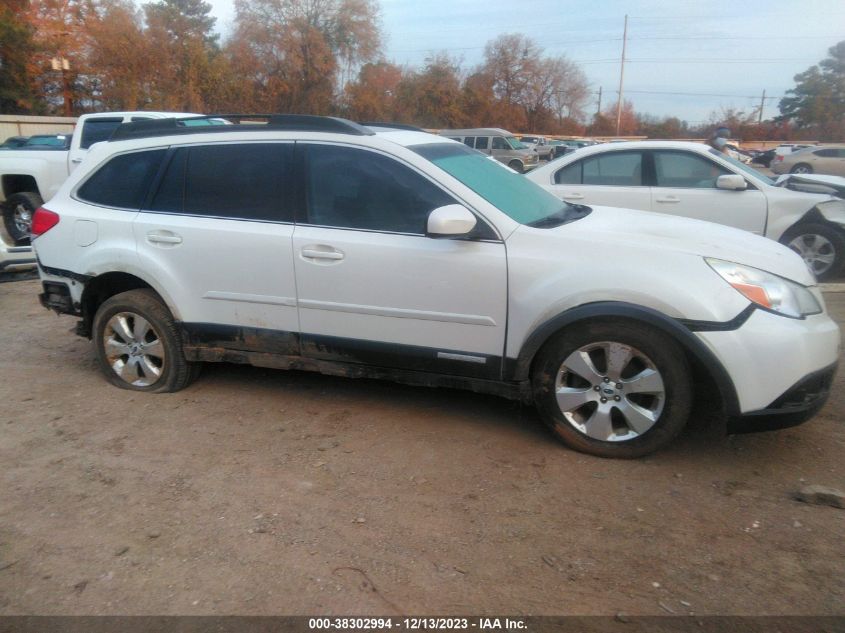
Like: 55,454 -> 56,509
0,277 -> 843,616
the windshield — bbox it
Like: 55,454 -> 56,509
506,136 -> 528,150
709,148 -> 773,185
411,142 -> 571,225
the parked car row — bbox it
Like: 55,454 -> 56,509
526,140 -> 845,279
772,144 -> 845,176
30,115 -> 839,459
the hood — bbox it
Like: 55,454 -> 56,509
559,205 -> 814,285
774,173 -> 845,199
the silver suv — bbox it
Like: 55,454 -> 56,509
439,128 -> 539,172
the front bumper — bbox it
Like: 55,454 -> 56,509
696,307 -> 840,424
727,362 -> 837,433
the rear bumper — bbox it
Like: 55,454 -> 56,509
728,362 -> 837,433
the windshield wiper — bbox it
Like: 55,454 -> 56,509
527,204 -> 592,228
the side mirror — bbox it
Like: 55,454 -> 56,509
716,174 -> 747,190
427,204 -> 477,238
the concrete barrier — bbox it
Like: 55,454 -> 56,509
0,115 -> 77,141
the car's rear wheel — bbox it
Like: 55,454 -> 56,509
782,222 -> 845,280
3,191 -> 42,245
791,163 -> 813,174
93,289 -> 199,392
532,320 -> 692,458
508,160 -> 524,173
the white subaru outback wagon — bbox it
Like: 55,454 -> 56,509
33,116 -> 839,458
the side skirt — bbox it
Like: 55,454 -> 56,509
180,323 -> 528,402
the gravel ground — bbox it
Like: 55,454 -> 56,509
0,278 -> 843,615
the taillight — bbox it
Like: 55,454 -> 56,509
775,155 -> 783,162
31,207 -> 60,237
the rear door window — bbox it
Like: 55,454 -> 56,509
582,152 -> 643,186
148,143 -> 294,222
554,161 -> 582,184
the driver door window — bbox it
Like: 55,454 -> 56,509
492,137 -> 508,150
305,144 -> 455,234
653,151 -> 729,189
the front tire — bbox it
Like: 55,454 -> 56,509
791,163 -> 813,174
532,320 -> 692,458
508,160 -> 524,173
93,289 -> 199,392
3,191 -> 42,245
782,222 -> 845,280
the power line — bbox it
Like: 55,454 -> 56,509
574,57 -> 818,65
624,89 -> 783,99
629,34 -> 841,41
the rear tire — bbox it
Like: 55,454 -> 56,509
782,222 -> 845,280
93,289 -> 199,393
3,191 -> 42,245
531,320 -> 692,458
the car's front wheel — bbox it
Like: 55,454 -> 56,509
791,163 -> 813,174
782,222 -> 845,280
532,320 -> 692,458
508,160 -> 524,173
93,289 -> 199,392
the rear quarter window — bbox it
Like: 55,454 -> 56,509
80,118 -> 124,149
76,150 -> 166,209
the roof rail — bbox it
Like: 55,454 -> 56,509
109,114 -> 375,142
359,121 -> 426,132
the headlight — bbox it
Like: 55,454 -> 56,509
706,258 -> 822,318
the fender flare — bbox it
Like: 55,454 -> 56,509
506,301 -> 743,416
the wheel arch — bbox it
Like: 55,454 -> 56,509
506,301 -> 741,416
1,174 -> 41,200
769,204 -> 845,243
79,271 -> 175,338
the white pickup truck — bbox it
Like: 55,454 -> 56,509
0,111 -> 199,271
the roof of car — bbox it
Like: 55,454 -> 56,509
438,128 -> 513,136
103,114 -> 454,149
583,140 -> 710,151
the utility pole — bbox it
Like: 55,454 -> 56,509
615,14 -> 628,136
52,56 -> 72,116
758,89 -> 766,124
596,86 -> 602,115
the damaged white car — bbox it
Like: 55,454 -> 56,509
527,141 -> 845,279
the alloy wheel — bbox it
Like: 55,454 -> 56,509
554,341 -> 665,442
103,312 -> 166,387
13,203 -> 32,235
788,233 -> 835,277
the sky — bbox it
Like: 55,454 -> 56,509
204,0 -> 845,124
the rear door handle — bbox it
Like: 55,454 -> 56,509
147,231 -> 183,245
71,158 -> 83,164
562,193 -> 584,200
302,247 -> 344,261
655,196 -> 680,204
